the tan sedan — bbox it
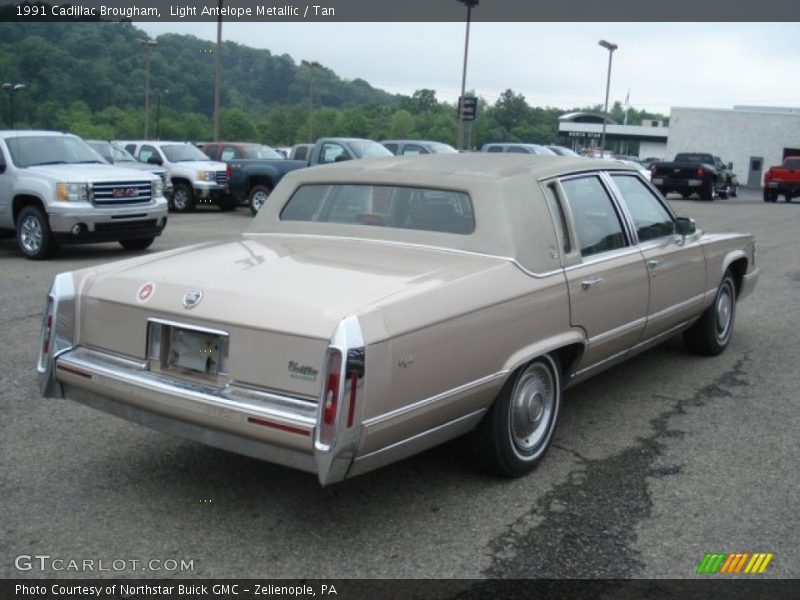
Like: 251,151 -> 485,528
37,154 -> 759,485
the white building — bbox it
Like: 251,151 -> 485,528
666,106 -> 800,186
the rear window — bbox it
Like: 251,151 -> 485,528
281,184 -> 475,234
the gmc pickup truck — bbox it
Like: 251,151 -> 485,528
651,153 -> 738,201
0,130 -> 168,260
207,138 -> 392,215
763,156 -> 800,203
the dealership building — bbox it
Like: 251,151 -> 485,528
557,106 -> 800,186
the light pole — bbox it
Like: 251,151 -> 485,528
302,60 -> 321,142
213,0 -> 223,142
2,83 -> 25,129
155,89 -> 168,140
140,39 -> 157,139
598,39 -> 617,156
456,0 -> 478,151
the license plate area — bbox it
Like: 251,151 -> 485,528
147,319 -> 230,386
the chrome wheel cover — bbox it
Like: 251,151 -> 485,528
251,189 -> 269,212
509,361 -> 556,456
19,214 -> 43,254
173,187 -> 189,210
715,282 -> 734,343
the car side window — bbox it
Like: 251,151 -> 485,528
383,143 -> 398,155
139,145 -> 159,163
220,147 -> 237,161
486,146 -> 503,153
0,146 -> 6,173
507,146 -> 528,154
124,144 -> 137,156
611,175 -> 675,242
402,144 -> 426,155
204,144 -> 218,159
319,143 -> 346,164
560,176 -> 628,257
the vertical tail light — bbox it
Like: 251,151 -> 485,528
318,349 -> 342,446
696,166 -> 705,179
225,163 -> 231,180
39,297 -> 55,365
37,272 -> 76,397
650,164 -> 658,176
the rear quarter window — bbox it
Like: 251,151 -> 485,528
281,184 -> 475,234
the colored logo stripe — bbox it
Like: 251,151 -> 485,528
697,552 -> 773,574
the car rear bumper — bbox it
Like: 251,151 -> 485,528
48,346 -> 324,479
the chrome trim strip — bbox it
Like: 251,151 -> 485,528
147,317 -> 229,338
349,408 -> 487,478
648,292 -> 704,322
562,246 -> 642,271
241,232 -> 563,280
363,370 -> 508,427
587,317 -> 647,345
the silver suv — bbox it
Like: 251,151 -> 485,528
0,131 -> 168,260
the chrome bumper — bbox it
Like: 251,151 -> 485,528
51,347 -> 324,479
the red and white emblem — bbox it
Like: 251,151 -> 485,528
136,282 -> 155,303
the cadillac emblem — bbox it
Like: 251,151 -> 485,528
183,290 -> 203,309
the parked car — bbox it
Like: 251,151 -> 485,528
639,157 -> 663,169
763,156 -> 800,202
117,140 -> 234,212
85,140 -> 173,199
309,137 -> 393,164
381,140 -> 458,155
651,153 -> 738,200
289,144 -> 314,161
0,130 -> 167,259
546,145 -> 581,157
481,143 -> 557,155
202,142 -> 309,216
37,154 -> 758,485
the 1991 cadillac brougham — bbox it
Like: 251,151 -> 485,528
37,155 -> 758,485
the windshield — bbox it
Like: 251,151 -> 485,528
347,140 -> 393,159
162,144 -> 211,162
108,143 -> 137,162
6,135 -> 105,167
675,153 -> 713,163
242,145 -> 283,159
429,142 -> 458,154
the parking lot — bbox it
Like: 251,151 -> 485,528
1,187 -> 798,579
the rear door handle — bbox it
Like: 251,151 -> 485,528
581,277 -> 602,290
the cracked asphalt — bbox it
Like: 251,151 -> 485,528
1,189 -> 798,580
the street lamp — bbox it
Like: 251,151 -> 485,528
301,60 -> 321,143
2,83 -> 25,129
456,0 -> 478,151
213,0 -> 223,142
598,39 -> 617,156
155,89 -> 168,140
140,39 -> 157,139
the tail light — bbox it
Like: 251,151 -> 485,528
37,272 -> 76,397
225,163 -> 231,180
696,166 -> 705,179
650,164 -> 658,176
39,298 -> 55,362
318,349 -> 342,446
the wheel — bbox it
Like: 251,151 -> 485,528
683,271 -> 736,356
681,191 -> 691,199
16,205 -> 57,260
763,189 -> 777,203
701,179 -> 716,201
248,185 -> 272,216
475,355 -> 561,477
785,195 -> 793,203
171,182 -> 195,212
119,237 -> 155,251
218,194 -> 240,212
730,184 -> 738,198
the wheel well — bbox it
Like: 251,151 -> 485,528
247,177 -> 274,193
728,258 -> 748,297
171,177 -> 192,188
12,195 -> 45,224
552,344 -> 583,379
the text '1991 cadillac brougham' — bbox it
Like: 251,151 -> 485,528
37,155 -> 759,485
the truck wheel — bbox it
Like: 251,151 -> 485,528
249,185 -> 272,216
763,189 -> 777,203
730,184 -> 738,198
16,205 -> 57,260
683,271 -> 736,356
702,180 -> 716,201
681,191 -> 691,199
119,237 -> 155,251
171,183 -> 195,212
218,194 -> 240,212
475,355 -> 561,477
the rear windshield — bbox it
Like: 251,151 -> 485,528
784,158 -> 800,169
280,184 -> 475,234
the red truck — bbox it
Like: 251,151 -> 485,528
763,157 -> 800,203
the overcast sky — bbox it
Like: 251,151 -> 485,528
139,22 -> 800,115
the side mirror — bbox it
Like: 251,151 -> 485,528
147,155 -> 162,166
675,216 -> 696,236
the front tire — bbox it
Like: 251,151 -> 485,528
683,271 -> 736,356
249,185 -> 272,216
16,205 -> 57,260
119,237 -> 155,251
171,182 -> 195,212
475,355 -> 561,477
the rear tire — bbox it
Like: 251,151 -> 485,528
171,182 -> 195,212
763,189 -> 777,203
249,185 -> 272,216
683,271 -> 736,356
16,205 -> 57,260
702,179 -> 716,201
119,237 -> 155,251
474,355 -> 561,477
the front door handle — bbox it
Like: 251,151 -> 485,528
647,259 -> 661,269
581,277 -> 602,290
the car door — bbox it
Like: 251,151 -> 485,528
608,173 -> 706,340
556,175 -> 649,371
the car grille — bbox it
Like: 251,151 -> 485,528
215,171 -> 228,186
95,219 -> 158,233
92,181 -> 153,206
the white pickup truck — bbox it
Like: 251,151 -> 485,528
0,130 -> 168,260
117,140 -> 233,212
